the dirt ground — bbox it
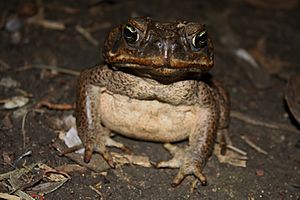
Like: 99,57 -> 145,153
0,0 -> 300,199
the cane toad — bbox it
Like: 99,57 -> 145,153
76,17 -> 230,186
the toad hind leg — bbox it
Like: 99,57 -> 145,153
157,82 -> 219,186
212,80 -> 248,166
212,79 -> 231,151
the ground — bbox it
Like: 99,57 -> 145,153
0,0 -> 300,199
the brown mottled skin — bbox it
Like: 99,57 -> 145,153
76,17 -> 230,186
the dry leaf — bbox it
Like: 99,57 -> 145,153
1,114 -> 13,130
0,77 -> 20,88
52,138 -> 110,172
111,152 -> 152,168
214,144 -> 248,167
235,48 -> 258,68
56,164 -> 86,174
249,38 -> 288,75
2,151 -> 14,165
0,192 -> 20,200
3,96 -> 29,109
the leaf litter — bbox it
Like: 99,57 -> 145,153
0,163 -> 70,200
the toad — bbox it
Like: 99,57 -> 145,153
76,17 -> 230,186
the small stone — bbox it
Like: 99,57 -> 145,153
255,169 -> 264,177
11,31 -> 22,44
5,15 -> 22,32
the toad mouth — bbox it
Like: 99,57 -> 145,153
106,51 -> 213,73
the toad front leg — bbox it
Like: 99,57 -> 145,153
76,66 -> 118,166
76,65 -> 157,166
157,82 -> 219,186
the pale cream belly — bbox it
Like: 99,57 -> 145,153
99,91 -> 205,142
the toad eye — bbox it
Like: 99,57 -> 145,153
123,24 -> 139,44
192,30 -> 207,49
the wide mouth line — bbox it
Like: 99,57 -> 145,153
110,62 -> 204,72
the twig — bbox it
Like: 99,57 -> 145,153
4,183 -> 35,200
226,144 -> 248,156
86,22 -> 111,32
32,64 -> 80,76
16,64 -> 80,76
240,135 -> 268,155
76,25 -> 99,46
26,0 -> 65,31
0,59 -> 11,70
21,110 -> 30,149
89,185 -> 103,199
36,100 -> 74,110
15,189 -> 36,200
21,109 -> 44,149
15,88 -> 33,98
231,111 -> 299,134
0,98 -> 9,104
57,144 -> 83,156
27,18 -> 66,30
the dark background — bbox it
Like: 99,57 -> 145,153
0,0 -> 299,199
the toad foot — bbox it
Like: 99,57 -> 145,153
84,127 -> 128,168
157,143 -> 207,186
